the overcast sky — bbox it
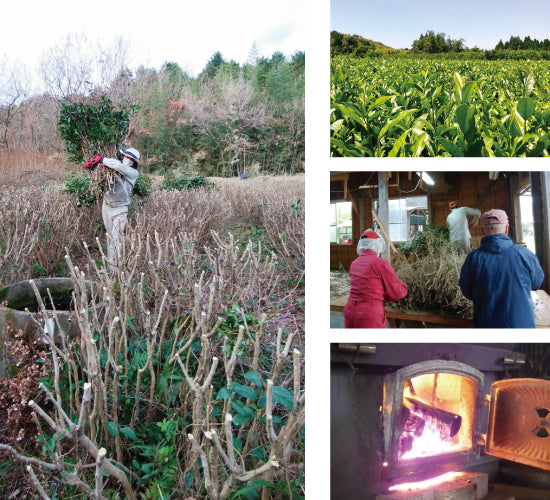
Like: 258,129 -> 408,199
331,0 -> 550,50
1,0 -> 305,78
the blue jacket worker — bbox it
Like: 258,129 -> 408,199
459,209 -> 544,328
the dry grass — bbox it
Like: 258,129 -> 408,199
393,231 -> 472,317
0,149 -> 75,187
0,175 -> 304,330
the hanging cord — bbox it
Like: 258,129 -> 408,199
397,172 -> 423,195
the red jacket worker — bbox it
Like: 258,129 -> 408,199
343,230 -> 408,328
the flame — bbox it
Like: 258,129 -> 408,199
400,423 -> 462,460
389,471 -> 461,492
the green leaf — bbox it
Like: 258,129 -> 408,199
243,370 -> 263,387
216,387 -> 232,400
516,97 -> 536,122
411,132 -> 429,157
432,84 -> 443,100
388,130 -> 408,157
272,386 -> 295,410
232,399 -> 256,425
231,382 -> 259,400
119,426 -> 137,441
368,95 -> 395,111
455,104 -> 476,139
437,138 -> 463,157
107,421 -> 119,437
330,118 -> 344,133
378,108 -> 417,139
460,81 -> 477,104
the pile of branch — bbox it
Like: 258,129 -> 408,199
393,229 -> 472,317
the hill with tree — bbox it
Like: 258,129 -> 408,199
331,30 -> 550,60
330,31 -> 406,56
0,37 -> 305,177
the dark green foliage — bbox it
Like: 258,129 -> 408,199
496,35 -> 550,51
398,225 -> 449,255
58,95 -> 133,163
160,174 -> 215,191
133,51 -> 304,176
412,31 -> 465,54
62,171 -> 151,207
133,173 -> 152,197
62,172 -> 97,206
331,31 -> 401,57
200,51 -> 227,80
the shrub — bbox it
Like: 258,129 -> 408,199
62,172 -> 98,206
0,176 -> 305,499
160,173 -> 215,191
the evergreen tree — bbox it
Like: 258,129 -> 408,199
201,52 -> 226,79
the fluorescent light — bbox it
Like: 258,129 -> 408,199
420,172 -> 435,186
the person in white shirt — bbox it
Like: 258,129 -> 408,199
446,201 -> 480,254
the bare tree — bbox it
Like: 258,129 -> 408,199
38,33 -> 94,98
183,71 -> 269,175
96,36 -> 133,90
0,55 -> 30,150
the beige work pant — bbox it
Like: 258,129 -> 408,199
451,239 -> 470,255
102,203 -> 128,267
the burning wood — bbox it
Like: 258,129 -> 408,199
406,397 -> 462,439
398,397 -> 463,459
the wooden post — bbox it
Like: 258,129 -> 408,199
508,172 -> 522,244
372,210 -> 398,254
378,172 -> 390,261
359,192 -> 365,241
531,172 -> 549,292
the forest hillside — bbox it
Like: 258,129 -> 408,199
0,40 -> 304,178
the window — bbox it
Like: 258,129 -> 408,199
388,196 -> 428,243
330,201 -> 353,243
520,191 -> 535,253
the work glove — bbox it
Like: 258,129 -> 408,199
83,155 -> 103,168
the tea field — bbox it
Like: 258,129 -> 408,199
330,56 -> 550,157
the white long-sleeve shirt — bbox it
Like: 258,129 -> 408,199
101,157 -> 139,207
446,206 -> 481,243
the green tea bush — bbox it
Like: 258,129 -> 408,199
331,56 -> 550,157
62,172 -> 97,206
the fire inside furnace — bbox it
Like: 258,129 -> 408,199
398,372 -> 477,460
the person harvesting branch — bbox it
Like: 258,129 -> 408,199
84,148 -> 141,268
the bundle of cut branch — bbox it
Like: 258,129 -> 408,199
90,163 -> 123,191
393,228 -> 472,317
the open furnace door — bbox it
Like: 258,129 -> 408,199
486,378 -> 550,471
